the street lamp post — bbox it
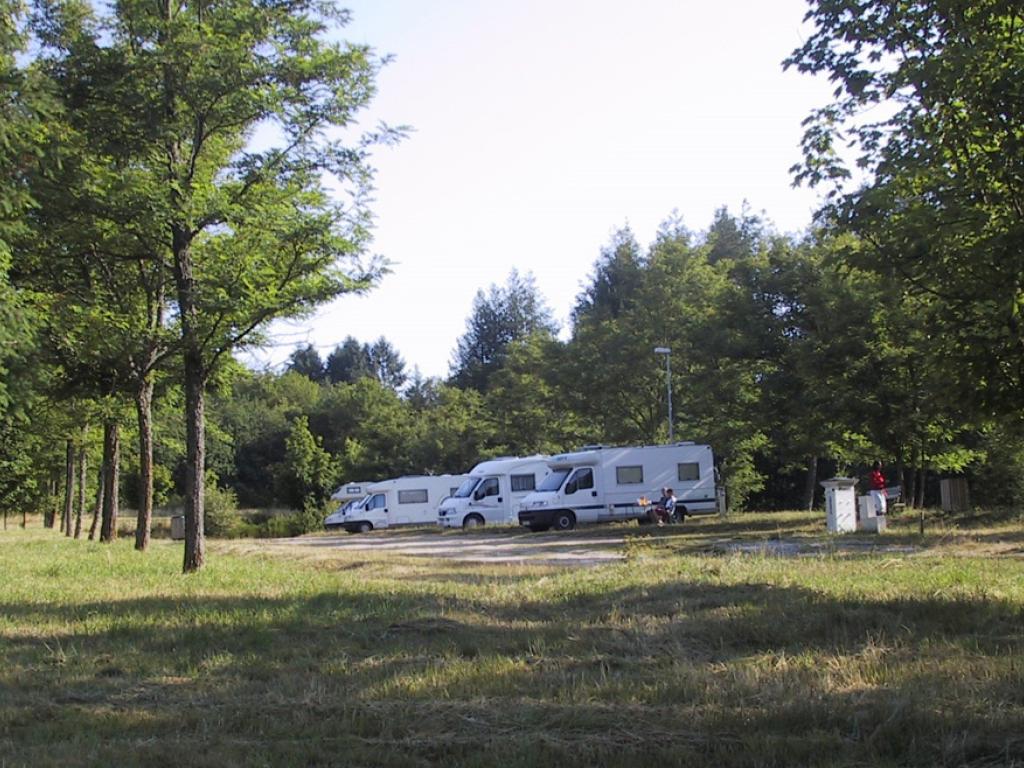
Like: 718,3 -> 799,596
654,347 -> 673,443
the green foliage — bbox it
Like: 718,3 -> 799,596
283,416 -> 339,510
286,344 -> 326,382
325,337 -> 373,385
786,0 -> 1024,416
451,270 -> 557,392
972,423 -> 1024,509
485,332 -> 578,456
202,478 -> 241,539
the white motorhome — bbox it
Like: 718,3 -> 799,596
517,443 -> 717,531
437,456 -> 550,529
339,475 -> 469,534
323,480 -> 374,530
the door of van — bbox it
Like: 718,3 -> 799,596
563,466 -> 603,521
363,492 -> 388,527
471,476 -> 504,522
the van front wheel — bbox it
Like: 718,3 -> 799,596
463,514 -> 484,529
552,511 -> 576,531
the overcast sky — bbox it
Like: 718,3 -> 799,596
249,0 -> 835,380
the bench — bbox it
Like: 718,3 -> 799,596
885,485 -> 905,514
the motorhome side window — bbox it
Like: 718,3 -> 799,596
397,489 -> 428,504
476,477 -> 499,498
677,463 -> 700,482
566,468 -> 593,493
366,494 -> 385,510
510,474 -> 535,492
615,465 -> 644,485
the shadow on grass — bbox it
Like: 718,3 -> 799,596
2,566 -> 1023,767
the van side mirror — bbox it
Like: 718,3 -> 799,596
566,480 -> 577,495
473,489 -> 484,501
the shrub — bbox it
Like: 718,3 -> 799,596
204,482 -> 241,538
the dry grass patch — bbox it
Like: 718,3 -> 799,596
2,510 -> 1022,767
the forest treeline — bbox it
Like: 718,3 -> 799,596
2,0 -> 1022,571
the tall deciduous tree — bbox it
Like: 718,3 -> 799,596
786,0 -> 1024,418
35,0 -> 395,570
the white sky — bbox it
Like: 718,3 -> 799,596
250,0 -> 835,380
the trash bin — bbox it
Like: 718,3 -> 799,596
171,515 -> 186,540
821,477 -> 857,533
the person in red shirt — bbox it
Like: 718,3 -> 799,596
869,460 -> 887,516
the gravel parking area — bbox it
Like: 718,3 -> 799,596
275,529 -> 628,566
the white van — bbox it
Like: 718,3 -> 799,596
323,480 -> 374,530
339,475 -> 469,534
517,443 -> 717,531
437,456 -> 550,529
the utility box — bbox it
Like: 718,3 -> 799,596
170,515 -> 186,540
940,477 -> 970,513
858,495 -> 874,523
857,495 -> 887,533
821,477 -> 857,533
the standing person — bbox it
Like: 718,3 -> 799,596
869,461 -> 887,516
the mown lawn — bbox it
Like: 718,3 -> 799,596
1,510 -> 1022,767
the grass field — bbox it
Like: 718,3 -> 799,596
2,510 -> 1022,767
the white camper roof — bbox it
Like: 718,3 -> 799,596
546,443 -> 708,468
468,455 -> 549,476
366,474 -> 469,492
330,481 -> 374,501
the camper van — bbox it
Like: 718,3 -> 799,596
437,456 -> 550,529
517,443 -> 717,531
323,481 -> 375,530
338,475 -> 468,534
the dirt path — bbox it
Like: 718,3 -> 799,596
271,529 -> 628,566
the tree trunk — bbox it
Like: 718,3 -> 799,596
44,474 -> 56,527
134,378 -> 155,551
906,448 -> 918,509
802,456 -> 818,511
174,229 -> 206,572
915,467 -> 926,508
99,421 -> 120,543
88,464 -> 105,540
62,439 -> 74,536
74,443 -> 87,539
181,353 -> 206,572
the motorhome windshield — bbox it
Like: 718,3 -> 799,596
537,468 -> 571,492
453,477 -> 480,498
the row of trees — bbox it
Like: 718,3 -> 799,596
3,1 -> 1022,570
20,208 -> 1018,536
1,0 -> 396,570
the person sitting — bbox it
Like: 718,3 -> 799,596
653,487 -> 677,525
